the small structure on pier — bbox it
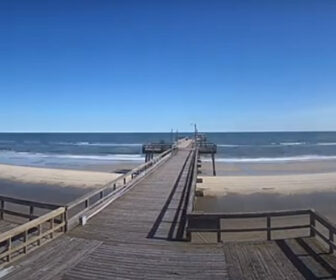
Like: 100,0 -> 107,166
196,134 -> 217,176
142,142 -> 172,162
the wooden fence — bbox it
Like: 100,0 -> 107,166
187,209 -> 336,252
186,147 -> 336,254
0,207 -> 65,268
0,195 -> 61,222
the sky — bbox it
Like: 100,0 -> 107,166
0,0 -> 336,132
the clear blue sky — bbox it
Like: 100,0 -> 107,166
1,0 -> 336,132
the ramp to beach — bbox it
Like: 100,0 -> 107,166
2,145 -> 336,279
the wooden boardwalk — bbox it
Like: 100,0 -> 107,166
3,147 -> 336,279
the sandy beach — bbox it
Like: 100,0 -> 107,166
198,172 -> 336,197
0,164 -> 121,189
196,159 -> 336,223
200,158 -> 336,176
0,164 -> 124,204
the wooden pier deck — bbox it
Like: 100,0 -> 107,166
2,146 -> 336,279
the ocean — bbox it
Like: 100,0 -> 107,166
1,132 -> 336,169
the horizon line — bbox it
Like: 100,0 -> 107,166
0,130 -> 336,134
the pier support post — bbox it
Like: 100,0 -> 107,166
211,153 -> 216,176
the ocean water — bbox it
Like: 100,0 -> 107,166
205,132 -> 336,162
0,132 -> 336,169
0,133 -> 180,169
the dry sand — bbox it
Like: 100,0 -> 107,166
198,172 -> 336,196
0,164 -> 121,189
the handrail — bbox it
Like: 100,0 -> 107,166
67,148 -> 173,210
186,147 -> 198,215
187,208 -> 311,242
187,208 -> 336,253
186,146 -> 336,253
0,195 -> 61,210
0,207 -> 66,268
65,146 -> 176,230
0,195 -> 62,221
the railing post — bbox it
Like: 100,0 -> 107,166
0,200 -> 4,220
23,230 -> 27,254
85,199 -> 89,208
329,229 -> 334,254
29,206 -> 34,221
113,183 -> 116,190
64,209 -> 68,232
7,238 -> 11,262
186,230 -> 191,242
217,219 -> 221,242
267,215 -> 271,241
50,218 -> 54,238
123,177 -> 126,185
37,224 -> 42,245
310,212 -> 316,237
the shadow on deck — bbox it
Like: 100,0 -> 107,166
225,237 -> 336,280
146,150 -> 193,241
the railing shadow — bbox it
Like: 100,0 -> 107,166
277,237 -> 336,280
147,150 -> 193,241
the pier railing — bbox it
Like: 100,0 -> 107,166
0,195 -> 62,222
186,148 -> 336,253
0,145 -> 176,268
0,207 -> 66,268
65,146 -> 176,230
187,209 -> 336,251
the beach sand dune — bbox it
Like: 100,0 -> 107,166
0,164 -> 121,189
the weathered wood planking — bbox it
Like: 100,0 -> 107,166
3,145 -> 336,279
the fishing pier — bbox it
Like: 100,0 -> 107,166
1,138 -> 336,279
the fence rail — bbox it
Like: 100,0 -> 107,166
65,147 -> 175,230
0,195 -> 62,222
0,207 -> 65,268
0,142 -> 179,268
187,208 -> 336,252
186,147 -> 336,254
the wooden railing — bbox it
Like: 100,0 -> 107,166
0,195 -> 62,222
0,207 -> 65,268
65,147 -> 176,230
0,144 -> 177,268
186,147 -> 336,253
186,148 -> 198,216
310,209 -> 336,254
187,208 -> 336,252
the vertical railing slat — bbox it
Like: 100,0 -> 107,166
310,212 -> 316,237
267,215 -> 271,241
0,200 -> 4,220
